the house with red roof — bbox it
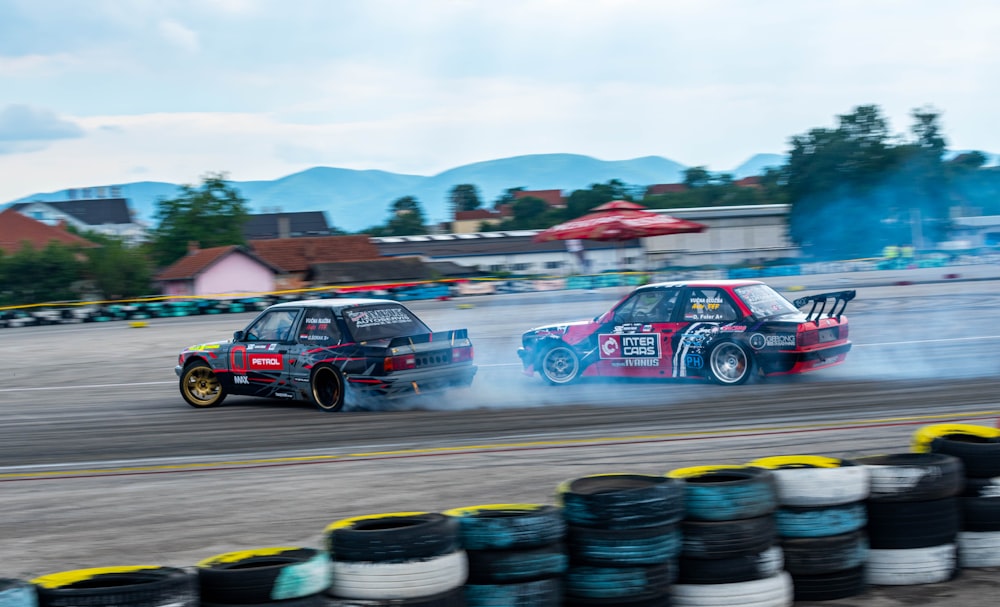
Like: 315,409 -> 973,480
0,208 -> 98,254
156,244 -> 282,297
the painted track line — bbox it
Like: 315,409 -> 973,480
3,409 -> 998,482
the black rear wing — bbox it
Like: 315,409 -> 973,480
792,290 -> 856,322
387,328 -> 471,348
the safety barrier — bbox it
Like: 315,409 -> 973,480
4,422 -> 1000,606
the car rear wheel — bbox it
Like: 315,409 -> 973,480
311,364 -> 345,412
707,341 -> 754,385
539,344 -> 581,385
180,361 -> 227,408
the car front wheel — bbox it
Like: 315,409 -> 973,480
539,344 -> 581,385
311,364 -> 345,412
180,361 -> 227,408
707,341 -> 754,385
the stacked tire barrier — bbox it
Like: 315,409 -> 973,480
665,465 -> 793,607
556,473 -> 684,606
13,422 -> 1000,605
444,504 -> 566,606
324,512 -> 468,606
913,423 -> 1000,568
747,456 -> 870,602
854,452 -> 963,586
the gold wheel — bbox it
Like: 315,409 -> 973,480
181,362 -> 226,408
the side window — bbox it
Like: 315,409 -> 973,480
682,288 -> 739,322
298,308 -> 342,346
245,309 -> 299,342
613,288 -> 680,323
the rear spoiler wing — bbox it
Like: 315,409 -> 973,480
792,290 -> 856,322
387,328 -> 471,348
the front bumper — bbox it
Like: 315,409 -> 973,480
174,365 -> 182,377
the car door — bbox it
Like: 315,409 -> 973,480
592,287 -> 682,378
670,287 -> 743,378
229,307 -> 300,396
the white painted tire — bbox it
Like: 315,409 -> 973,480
958,530 -> 1000,568
671,571 -> 793,607
329,550 -> 467,600
865,544 -> 957,586
747,456 -> 870,506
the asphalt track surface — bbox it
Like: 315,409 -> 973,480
3,272 -> 1000,605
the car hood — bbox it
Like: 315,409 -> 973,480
524,318 -> 594,336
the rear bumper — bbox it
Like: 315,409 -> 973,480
762,342 -> 852,376
347,364 -> 478,399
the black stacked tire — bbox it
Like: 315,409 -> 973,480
31,566 -> 196,607
324,512 -> 467,603
0,578 -> 38,607
913,422 -> 1000,568
443,503 -> 566,607
557,474 -> 684,605
747,455 -> 870,602
856,452 -> 964,585
196,546 -> 332,606
666,465 -> 792,607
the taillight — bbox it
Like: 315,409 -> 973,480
840,323 -> 849,340
384,354 -> 416,372
178,354 -> 185,365
798,330 -> 819,347
452,345 -> 473,363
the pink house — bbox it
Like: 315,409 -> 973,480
156,245 -> 281,297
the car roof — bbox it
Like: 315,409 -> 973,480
638,279 -> 767,289
266,297 -> 403,310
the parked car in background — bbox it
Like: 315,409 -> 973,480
518,280 -> 854,386
176,298 -> 477,411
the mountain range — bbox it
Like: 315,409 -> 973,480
6,153 -> 787,232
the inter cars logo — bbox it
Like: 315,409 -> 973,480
599,334 -> 661,359
248,354 -> 283,370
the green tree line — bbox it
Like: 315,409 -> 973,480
3,104 -> 999,306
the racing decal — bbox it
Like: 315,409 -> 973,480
719,325 -> 747,332
346,307 -> 412,327
598,334 -> 661,359
612,323 -> 645,334
233,375 -> 249,385
188,344 -> 220,351
685,296 -> 729,321
749,333 -> 796,350
230,345 -> 247,374
247,343 -> 278,351
248,354 -> 283,370
672,323 -> 716,377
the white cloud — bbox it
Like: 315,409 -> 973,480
157,19 -> 200,53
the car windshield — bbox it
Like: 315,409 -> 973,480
342,304 -> 431,342
733,284 -> 800,319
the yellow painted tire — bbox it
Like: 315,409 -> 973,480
912,423 -> 1000,453
747,456 -> 869,506
32,566 -> 194,607
196,547 -> 330,603
325,512 -> 459,562
443,504 -> 565,550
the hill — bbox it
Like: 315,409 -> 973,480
5,153 -> 780,233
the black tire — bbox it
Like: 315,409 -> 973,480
773,501 -> 867,538
677,545 -> 783,584
311,364 -> 345,412
855,453 -> 964,502
866,497 -> 960,549
928,434 -> 1000,478
556,474 -> 685,529
465,543 -> 568,584
781,530 -> 869,575
680,515 -> 777,560
538,343 -> 582,385
325,587 -> 466,606
706,340 -> 754,385
790,565 -> 867,602
179,360 -> 227,408
32,566 -> 195,607
202,596 -> 326,607
564,593 -> 671,607
566,522 -> 682,566
443,504 -> 566,550
668,465 -> 777,521
464,577 -> 562,607
0,578 -> 37,607
961,476 -> 1000,498
960,496 -> 1000,531
326,512 -> 460,562
564,562 -> 674,600
197,547 -> 331,604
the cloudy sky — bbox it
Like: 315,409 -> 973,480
2,0 -> 998,202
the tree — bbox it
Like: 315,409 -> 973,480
82,233 -> 153,299
365,196 -> 429,236
564,179 -> 633,219
0,242 -> 84,305
149,172 -> 250,267
683,167 -> 714,188
449,184 -> 483,215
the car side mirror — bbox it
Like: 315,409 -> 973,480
233,330 -> 244,342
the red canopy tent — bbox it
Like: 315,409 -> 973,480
532,200 -> 707,272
